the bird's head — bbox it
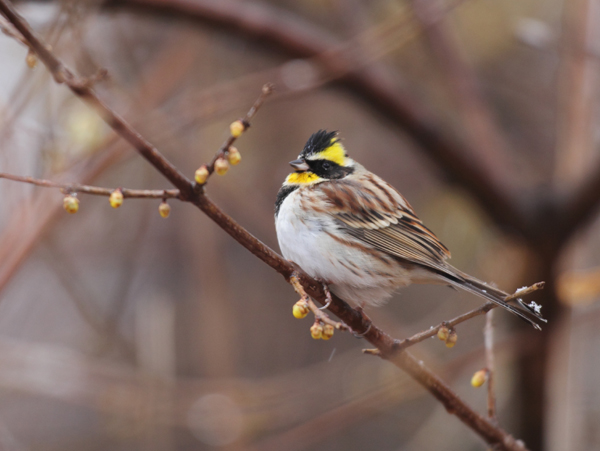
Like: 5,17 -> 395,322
284,130 -> 355,186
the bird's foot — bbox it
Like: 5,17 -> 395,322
313,277 -> 333,310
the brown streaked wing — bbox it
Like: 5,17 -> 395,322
319,176 -> 451,271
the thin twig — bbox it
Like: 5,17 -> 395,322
0,172 -> 180,199
394,302 -> 495,351
199,83 -> 273,185
394,282 -> 545,351
504,282 -> 545,301
485,310 -> 496,420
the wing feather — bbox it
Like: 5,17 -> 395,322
319,173 -> 451,273
314,169 -> 545,329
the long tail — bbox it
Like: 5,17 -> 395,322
440,266 -> 546,330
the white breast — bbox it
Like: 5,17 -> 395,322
275,189 -> 412,306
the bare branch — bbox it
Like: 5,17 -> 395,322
389,351 -> 525,450
505,282 -> 545,301
394,302 -> 495,351
0,172 -> 180,199
394,281 -> 544,351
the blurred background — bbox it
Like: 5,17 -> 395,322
1,0 -> 599,450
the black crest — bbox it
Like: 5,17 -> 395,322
300,130 -> 339,158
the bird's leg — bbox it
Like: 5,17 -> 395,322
289,273 -> 348,332
313,277 -> 333,310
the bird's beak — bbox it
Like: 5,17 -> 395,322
289,159 -> 310,171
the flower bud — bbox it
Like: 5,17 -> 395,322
229,120 -> 245,138
471,369 -> 488,388
227,147 -> 241,165
292,300 -> 309,319
195,165 -> 209,184
437,326 -> 449,341
322,324 -> 334,340
310,323 -> 323,340
445,330 -> 458,348
158,201 -> 171,218
109,189 -> 123,208
214,158 -> 230,175
63,195 -> 79,214
26,50 -> 37,68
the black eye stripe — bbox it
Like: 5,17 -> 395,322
306,159 -> 354,179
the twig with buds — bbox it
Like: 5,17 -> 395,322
392,282 -> 544,352
290,275 -> 348,340
0,173 -> 180,199
194,83 -> 273,186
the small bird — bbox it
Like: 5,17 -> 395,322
275,130 -> 545,329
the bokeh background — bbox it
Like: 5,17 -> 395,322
1,0 -> 599,450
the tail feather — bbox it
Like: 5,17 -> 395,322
440,267 -> 546,330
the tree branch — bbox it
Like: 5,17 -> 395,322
0,173 -> 180,199
395,302 -> 495,351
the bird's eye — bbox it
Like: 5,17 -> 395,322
322,161 -> 331,170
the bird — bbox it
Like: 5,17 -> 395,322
274,130 -> 545,330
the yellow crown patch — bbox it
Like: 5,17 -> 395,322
313,140 -> 346,166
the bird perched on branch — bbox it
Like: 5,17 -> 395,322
275,130 -> 545,329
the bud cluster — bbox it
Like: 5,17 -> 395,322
437,325 -> 458,348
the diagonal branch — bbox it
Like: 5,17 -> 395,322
0,1 -> 527,449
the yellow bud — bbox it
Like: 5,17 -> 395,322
214,158 -> 230,175
109,189 -> 124,208
322,324 -> 334,340
26,50 -> 37,68
471,369 -> 488,388
227,147 -> 241,165
445,330 -> 458,348
158,202 -> 171,218
310,323 -> 323,340
292,301 -> 309,319
63,195 -> 79,214
229,120 -> 245,138
195,165 -> 209,184
437,326 -> 449,341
